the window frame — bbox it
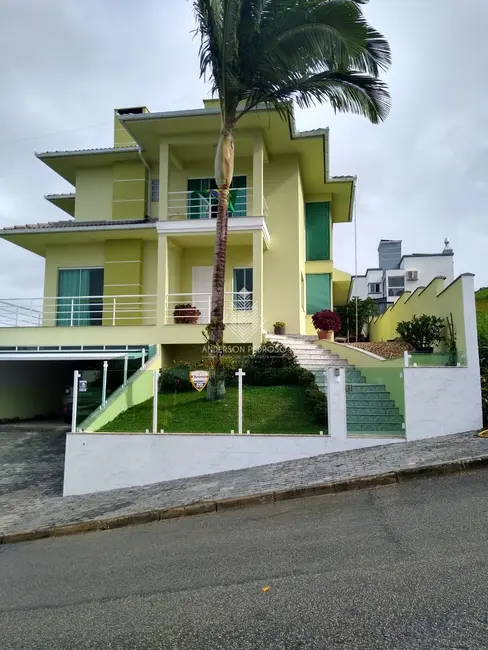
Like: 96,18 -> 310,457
232,267 -> 253,311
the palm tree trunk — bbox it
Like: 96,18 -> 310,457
206,126 -> 234,400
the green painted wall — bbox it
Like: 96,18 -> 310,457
103,240 -> 144,326
112,161 -> 147,220
74,168 -> 113,222
263,155 -> 302,334
370,277 -> 467,362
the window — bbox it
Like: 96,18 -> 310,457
57,268 -> 104,326
305,202 -> 330,261
368,282 -> 381,294
306,273 -> 331,315
387,275 -> 405,297
151,179 -> 160,202
187,176 -> 247,219
233,268 -> 253,310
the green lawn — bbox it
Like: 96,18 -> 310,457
98,385 -> 323,434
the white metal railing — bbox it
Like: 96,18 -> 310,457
0,295 -> 158,328
165,292 -> 256,325
167,187 -> 268,220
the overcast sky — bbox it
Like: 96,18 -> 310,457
0,0 -> 487,301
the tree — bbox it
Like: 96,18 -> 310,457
335,297 -> 378,340
193,0 -> 391,397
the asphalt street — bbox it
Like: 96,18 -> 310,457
1,470 -> 488,649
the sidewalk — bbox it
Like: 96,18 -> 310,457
1,431 -> 487,542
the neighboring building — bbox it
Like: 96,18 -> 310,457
351,238 -> 454,312
0,100 -> 354,420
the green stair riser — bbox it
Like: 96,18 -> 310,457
347,414 -> 403,424
348,422 -> 404,432
347,406 -> 400,416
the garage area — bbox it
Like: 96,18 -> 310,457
0,347 -> 149,426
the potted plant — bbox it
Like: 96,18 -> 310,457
311,309 -> 341,341
273,321 -> 286,335
173,303 -> 201,324
396,314 -> 444,353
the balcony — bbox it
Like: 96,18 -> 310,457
0,295 -> 158,328
166,187 -> 268,221
165,292 -> 257,325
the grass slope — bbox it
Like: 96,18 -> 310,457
99,385 -> 322,434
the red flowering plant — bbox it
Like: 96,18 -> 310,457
173,304 -> 201,324
311,309 -> 341,333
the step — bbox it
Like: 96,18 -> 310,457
347,413 -> 403,424
346,383 -> 386,393
348,422 -> 404,433
347,405 -> 399,415
315,376 -> 366,385
346,392 -> 393,408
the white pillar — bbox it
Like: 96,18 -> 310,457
252,230 -> 264,342
123,354 -> 129,385
102,360 -> 108,407
71,370 -> 80,433
152,369 -> 160,434
326,367 -> 347,439
252,137 -> 264,216
235,368 -> 246,434
156,234 -> 168,327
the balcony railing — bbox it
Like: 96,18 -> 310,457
167,188 -> 268,220
0,295 -> 158,328
165,292 -> 257,326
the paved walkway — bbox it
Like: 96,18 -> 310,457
0,429 -> 487,537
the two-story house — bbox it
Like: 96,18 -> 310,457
0,100 -> 355,420
351,238 -> 454,313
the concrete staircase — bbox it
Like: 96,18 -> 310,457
266,334 -> 404,436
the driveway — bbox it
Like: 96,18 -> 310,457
1,470 -> 488,649
0,422 -> 68,527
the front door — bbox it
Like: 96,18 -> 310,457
192,266 -> 213,324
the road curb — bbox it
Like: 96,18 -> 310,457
2,453 -> 488,545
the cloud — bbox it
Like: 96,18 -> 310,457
0,0 -> 487,303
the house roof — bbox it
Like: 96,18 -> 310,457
0,218 -> 157,235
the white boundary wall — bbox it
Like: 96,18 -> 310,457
404,274 -> 482,440
63,432 -> 402,496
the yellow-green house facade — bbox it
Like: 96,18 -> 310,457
0,100 -> 355,365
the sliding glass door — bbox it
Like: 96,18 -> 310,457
57,268 -> 104,326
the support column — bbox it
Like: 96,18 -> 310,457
252,230 -> 264,343
159,141 -> 170,221
156,233 -> 168,327
252,137 -> 264,216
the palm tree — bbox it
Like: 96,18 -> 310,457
193,0 -> 391,398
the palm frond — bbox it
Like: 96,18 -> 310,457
193,0 -> 391,126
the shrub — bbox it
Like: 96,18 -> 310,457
396,314 -> 444,350
159,360 -> 193,392
335,298 -> 378,339
199,355 -> 239,385
273,321 -> 285,328
312,309 -> 341,333
245,341 -> 298,370
304,386 -> 327,426
173,303 -> 201,324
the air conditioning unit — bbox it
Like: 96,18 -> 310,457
406,270 -> 418,281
